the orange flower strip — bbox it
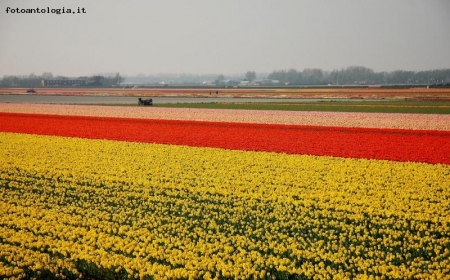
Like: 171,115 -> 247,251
1,112 -> 449,164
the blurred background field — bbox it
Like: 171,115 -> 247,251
153,101 -> 450,114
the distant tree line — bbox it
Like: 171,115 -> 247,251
2,68 -> 450,87
0,73 -> 124,87
267,67 -> 450,85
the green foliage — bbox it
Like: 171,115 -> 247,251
245,71 -> 256,81
153,101 -> 450,114
267,67 -> 450,85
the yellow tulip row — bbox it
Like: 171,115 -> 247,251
0,132 -> 449,279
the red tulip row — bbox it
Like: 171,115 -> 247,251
1,112 -> 449,164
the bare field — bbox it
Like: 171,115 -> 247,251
1,87 -> 450,100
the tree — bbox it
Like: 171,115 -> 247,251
42,72 -> 54,79
90,76 -> 105,86
302,68 -> 324,85
268,69 -> 302,84
215,74 -> 225,86
245,71 -> 256,81
115,73 -> 125,86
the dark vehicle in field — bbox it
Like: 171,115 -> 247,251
26,89 -> 36,93
138,98 -> 153,106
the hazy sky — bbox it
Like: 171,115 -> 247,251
1,0 -> 449,77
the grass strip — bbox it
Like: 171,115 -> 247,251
152,101 -> 450,114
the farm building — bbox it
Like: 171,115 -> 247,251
255,79 -> 280,86
41,79 -> 88,86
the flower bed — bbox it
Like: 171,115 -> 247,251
1,104 -> 449,279
1,103 -> 450,130
1,112 -> 449,164
0,133 -> 449,279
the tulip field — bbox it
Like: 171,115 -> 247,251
1,103 -> 450,279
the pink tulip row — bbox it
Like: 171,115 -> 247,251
1,103 -> 449,131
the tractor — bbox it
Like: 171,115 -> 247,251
138,98 -> 153,106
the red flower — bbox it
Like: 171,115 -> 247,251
1,112 -> 449,164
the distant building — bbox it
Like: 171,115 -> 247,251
239,80 -> 251,86
41,79 -> 88,86
255,79 -> 280,86
216,79 -> 240,87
